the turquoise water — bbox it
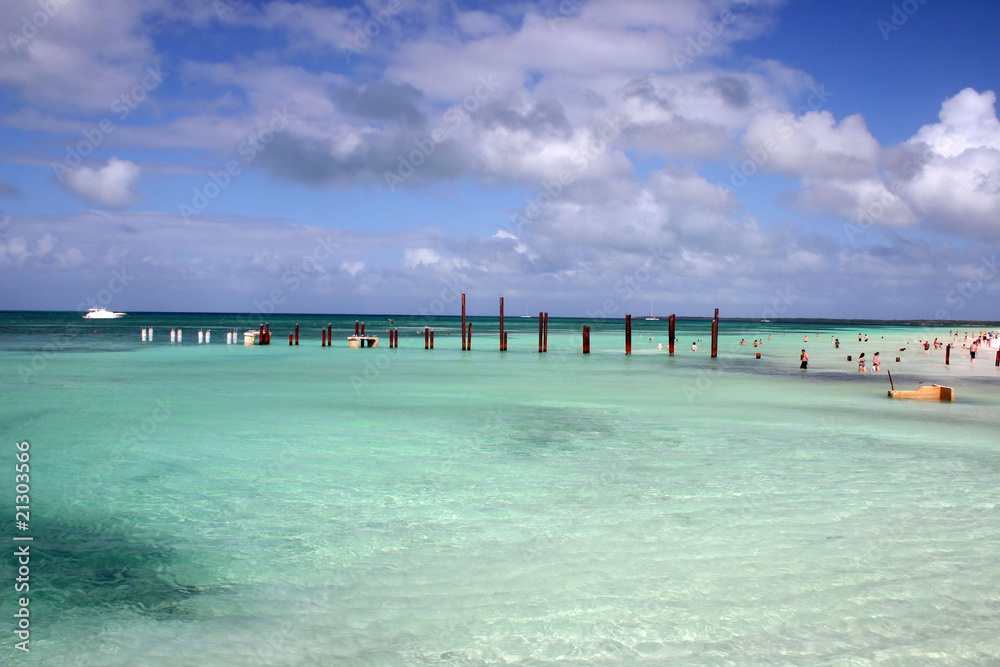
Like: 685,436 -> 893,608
2,312 -> 1000,665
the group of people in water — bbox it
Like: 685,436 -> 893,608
644,328 -> 998,370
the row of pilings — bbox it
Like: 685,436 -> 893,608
143,293 -> 725,354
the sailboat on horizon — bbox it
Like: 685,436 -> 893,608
520,305 -> 532,318
645,300 -> 659,321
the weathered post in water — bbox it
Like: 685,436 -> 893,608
538,312 -> 544,353
945,344 -> 950,365
543,313 -> 548,353
461,293 -> 467,351
467,323 -> 472,350
430,330 -> 435,348
322,329 -> 326,347
711,308 -> 719,358
328,324 -> 333,346
355,320 -> 359,336
425,327 -> 429,350
668,314 -> 676,356
625,314 -> 632,355
499,296 -> 505,351
294,323 -> 299,346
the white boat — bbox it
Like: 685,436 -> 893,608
83,307 -> 126,319
645,300 -> 659,321
520,306 -> 531,318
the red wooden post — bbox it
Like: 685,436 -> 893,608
668,314 -> 675,356
543,313 -> 548,352
430,330 -> 434,348
425,327 -> 429,349
265,323 -> 270,345
582,325 -> 588,354
499,296 -> 505,351
360,322 -> 365,336
328,324 -> 332,346
289,332 -> 293,346
625,314 -> 632,355
538,312 -> 543,353
711,308 -> 719,358
294,323 -> 299,346
945,344 -> 950,365
461,292 -> 467,351
355,320 -> 359,336
322,329 -> 326,347
503,331 -> 508,351
466,323 -> 472,350
995,349 -> 999,367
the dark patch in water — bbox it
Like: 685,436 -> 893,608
476,405 -> 617,456
7,515 -> 216,619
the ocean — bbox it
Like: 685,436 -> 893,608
2,311 -> 999,665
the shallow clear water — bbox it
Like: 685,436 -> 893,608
2,312 -> 999,665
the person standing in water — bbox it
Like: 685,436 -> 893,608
858,352 -> 866,373
872,352 -> 881,372
800,349 -> 809,369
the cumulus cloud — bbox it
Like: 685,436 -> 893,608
893,88 -> 1000,239
61,158 -> 141,207
743,109 -> 879,179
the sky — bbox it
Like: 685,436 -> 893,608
1,0 -> 999,319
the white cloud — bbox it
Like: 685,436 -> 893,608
743,109 -> 879,179
894,89 -> 1000,239
402,248 -> 441,268
340,260 -> 365,276
62,158 -> 141,207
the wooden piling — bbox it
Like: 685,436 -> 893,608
328,324 -> 332,346
625,314 -> 632,355
583,325 -> 590,354
355,320 -> 360,336
430,330 -> 434,348
945,344 -> 950,365
466,323 -> 472,350
538,312 -> 544,353
265,323 -> 270,345
289,333 -> 293,346
425,327 -> 429,349
499,296 -> 505,351
756,352 -> 761,359
322,329 -> 326,347
668,314 -> 675,356
995,349 -> 999,367
360,322 -> 365,336
461,293 -> 467,351
711,308 -> 719,358
294,323 -> 299,346
543,313 -> 548,352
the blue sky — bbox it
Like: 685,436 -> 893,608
1,0 -> 999,318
